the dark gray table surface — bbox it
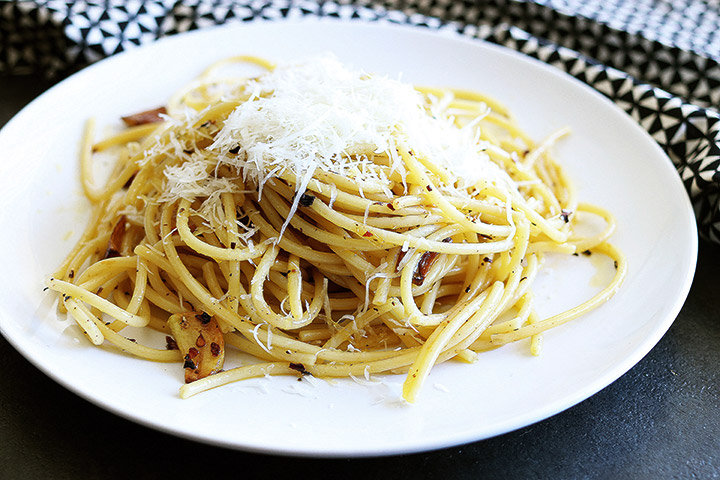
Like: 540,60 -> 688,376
0,74 -> 717,480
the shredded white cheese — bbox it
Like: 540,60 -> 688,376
162,55 -> 514,226
211,55 -> 414,181
211,54 -> 507,186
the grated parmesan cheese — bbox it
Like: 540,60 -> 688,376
163,55 -> 515,230
211,55 -> 507,186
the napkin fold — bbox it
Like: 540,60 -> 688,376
2,0 -> 719,241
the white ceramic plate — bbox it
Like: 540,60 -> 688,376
0,19 -> 697,456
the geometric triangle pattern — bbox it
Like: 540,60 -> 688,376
3,0 -> 720,241
407,0 -> 720,110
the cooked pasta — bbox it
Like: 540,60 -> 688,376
46,54 -> 626,403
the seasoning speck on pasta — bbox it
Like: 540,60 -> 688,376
46,55 -> 626,403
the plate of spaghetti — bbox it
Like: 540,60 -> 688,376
0,19 -> 697,456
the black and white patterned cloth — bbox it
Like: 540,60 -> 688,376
3,0 -> 720,242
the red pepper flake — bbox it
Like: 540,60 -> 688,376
387,203 -> 395,211
289,362 -> 309,375
165,336 -> 178,350
298,193 -> 315,207
426,185 -> 433,192
210,342 -> 221,357
237,213 -> 252,228
362,231 -> 373,237
195,312 -> 212,324
183,353 -> 197,370
121,107 -> 167,126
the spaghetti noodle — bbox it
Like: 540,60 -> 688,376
47,55 -> 626,403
